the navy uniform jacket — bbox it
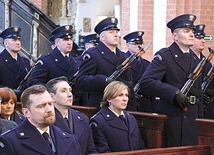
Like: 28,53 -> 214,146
0,119 -> 17,135
0,119 -> 81,155
125,51 -> 157,112
27,47 -> 79,87
54,108 -> 97,155
90,106 -> 146,153
0,49 -> 30,89
0,111 -> 25,125
139,42 -> 199,146
76,42 -> 136,110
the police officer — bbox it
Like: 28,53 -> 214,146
0,27 -> 31,98
82,33 -> 99,52
190,24 -> 213,118
123,31 -> 157,112
75,17 -> 136,110
139,14 -> 200,147
27,25 -> 79,86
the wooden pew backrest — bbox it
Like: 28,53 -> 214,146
128,111 -> 167,148
93,145 -> 211,155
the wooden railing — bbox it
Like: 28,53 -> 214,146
128,111 -> 167,148
195,118 -> 214,154
92,145 -> 211,155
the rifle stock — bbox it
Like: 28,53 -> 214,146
108,41 -> 152,80
181,47 -> 214,111
201,65 -> 214,93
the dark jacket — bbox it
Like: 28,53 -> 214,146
0,49 -> 30,89
0,119 -> 17,134
76,42 -> 136,110
90,106 -> 146,153
27,47 -> 79,87
139,42 -> 200,146
54,108 -> 97,155
0,119 -> 81,155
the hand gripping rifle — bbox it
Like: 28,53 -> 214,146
17,60 -> 43,92
181,47 -> 214,111
201,65 -> 214,93
108,41 -> 152,81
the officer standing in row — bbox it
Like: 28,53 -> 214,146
123,31 -> 157,112
75,17 -> 136,110
27,25 -> 79,89
139,14 -> 200,147
0,27 -> 31,97
82,33 -> 99,52
190,24 -> 212,118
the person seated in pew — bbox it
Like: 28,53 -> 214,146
46,76 -> 97,155
0,96 -> 17,135
90,81 -> 146,153
0,87 -> 25,125
0,84 -> 81,155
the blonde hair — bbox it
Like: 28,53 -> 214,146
100,81 -> 129,107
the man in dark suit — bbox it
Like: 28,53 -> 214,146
0,96 -> 17,135
139,14 -> 200,147
76,17 -> 136,110
27,25 -> 79,87
123,31 -> 157,112
46,76 -> 97,155
0,27 -> 31,97
0,85 -> 81,155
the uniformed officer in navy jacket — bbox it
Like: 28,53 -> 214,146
90,81 -> 146,153
190,24 -> 212,118
0,27 -> 30,96
139,14 -> 200,147
0,85 -> 81,155
123,31 -> 157,112
82,33 -> 99,52
75,17 -> 136,110
27,25 -> 79,87
46,76 -> 97,155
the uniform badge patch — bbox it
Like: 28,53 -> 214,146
83,53 -> 91,60
154,54 -> 162,61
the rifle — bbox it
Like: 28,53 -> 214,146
108,41 -> 152,80
68,70 -> 79,87
201,65 -> 214,93
17,60 -> 43,92
181,47 -> 214,111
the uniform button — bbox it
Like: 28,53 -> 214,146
184,116 -> 186,119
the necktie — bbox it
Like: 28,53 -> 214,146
65,55 -> 70,64
64,117 -> 70,128
119,115 -> 127,126
42,132 -> 52,148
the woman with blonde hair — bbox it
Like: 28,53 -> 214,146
90,81 -> 146,153
0,87 -> 25,125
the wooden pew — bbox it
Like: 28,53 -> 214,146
128,111 -> 167,149
93,145 -> 211,155
195,118 -> 214,154
71,105 -> 97,118
17,102 -> 97,119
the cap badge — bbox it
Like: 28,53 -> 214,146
14,27 -> 19,32
111,17 -> 116,23
199,25 -> 203,30
189,15 -> 194,21
65,25 -> 70,30
138,32 -> 142,36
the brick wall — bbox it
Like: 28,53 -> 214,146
29,0 -> 48,14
